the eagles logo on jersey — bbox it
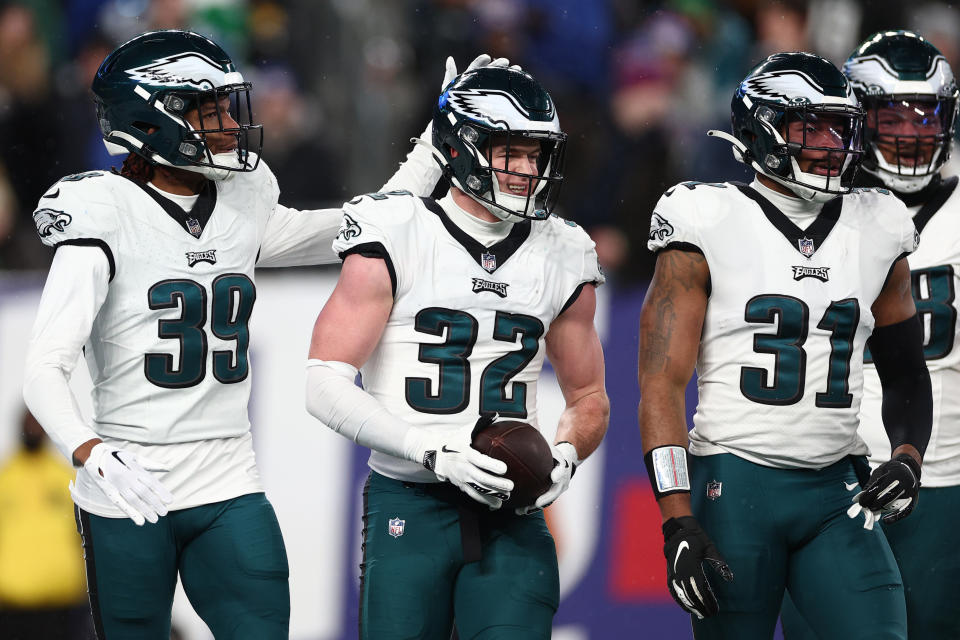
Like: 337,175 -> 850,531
33,209 -> 73,237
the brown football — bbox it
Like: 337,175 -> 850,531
471,419 -> 554,509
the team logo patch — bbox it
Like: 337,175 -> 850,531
186,217 -> 203,238
186,249 -> 217,267
706,480 -> 722,501
481,252 -> 497,272
649,213 -> 674,242
337,213 -> 361,241
791,265 -> 830,282
798,237 -> 815,258
442,87 -> 557,129
33,208 -> 72,237
388,517 -> 405,538
471,278 -> 508,298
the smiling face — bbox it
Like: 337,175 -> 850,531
184,94 -> 240,156
486,136 -> 543,197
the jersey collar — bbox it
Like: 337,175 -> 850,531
734,182 -> 842,259
420,197 -> 531,274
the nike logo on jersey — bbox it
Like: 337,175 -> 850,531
791,265 -> 830,282
42,188 -> 60,199
674,540 -> 690,572
844,482 -> 859,491
471,278 -> 508,298
441,445 -> 460,454
186,249 -> 217,267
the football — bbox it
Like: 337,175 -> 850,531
472,419 -> 554,509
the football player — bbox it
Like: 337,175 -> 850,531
782,31 -> 960,640
304,66 -> 609,639
638,51 -> 932,639
21,29 -> 510,639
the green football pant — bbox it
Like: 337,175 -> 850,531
689,454 -> 905,640
781,484 -> 960,640
360,471 -> 559,640
76,492 -> 289,640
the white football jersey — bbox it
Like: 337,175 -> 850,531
332,192 -> 603,482
32,159 -> 340,446
860,177 -> 960,486
648,181 -> 917,469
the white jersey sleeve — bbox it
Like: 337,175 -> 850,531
32,172 -> 118,278
333,190 -> 419,295
647,182 -> 708,254
257,204 -> 344,268
23,245 -> 110,461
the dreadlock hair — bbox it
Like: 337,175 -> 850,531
120,153 -> 154,182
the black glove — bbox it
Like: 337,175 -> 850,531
856,454 -> 921,524
662,516 -> 734,619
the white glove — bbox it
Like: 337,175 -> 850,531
411,423 -> 514,509
441,53 -> 523,90
83,443 -> 174,526
518,441 -> 579,515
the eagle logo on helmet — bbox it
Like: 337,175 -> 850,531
445,88 -> 556,129
33,209 -> 73,237
742,70 -> 829,104
125,52 -> 235,89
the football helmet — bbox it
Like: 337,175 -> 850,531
843,30 -> 958,193
710,52 -> 864,203
430,66 -> 567,221
92,30 -> 262,181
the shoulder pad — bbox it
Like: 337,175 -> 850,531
33,173 -> 120,248
334,190 -> 418,257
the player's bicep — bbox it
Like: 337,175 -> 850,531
872,258 -> 916,327
546,284 -> 605,402
638,249 -> 709,389
308,253 -> 393,366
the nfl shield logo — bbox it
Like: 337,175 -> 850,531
706,480 -> 722,501
388,517 -> 405,538
186,217 -> 202,238
798,237 -> 815,258
481,252 -> 497,273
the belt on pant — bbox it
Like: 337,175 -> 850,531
401,480 -> 497,564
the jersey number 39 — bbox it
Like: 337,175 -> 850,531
144,275 -> 255,388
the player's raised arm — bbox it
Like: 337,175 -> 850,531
854,256 -> 931,525
257,54 -> 520,269
536,283 -> 609,510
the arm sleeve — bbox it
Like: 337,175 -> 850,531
305,360 -> 422,461
377,123 -> 444,197
23,245 -> 110,463
866,314 -> 933,458
257,204 -> 345,267
646,184 -> 704,255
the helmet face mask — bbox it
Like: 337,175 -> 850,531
726,52 -> 865,202
93,30 -> 263,181
433,67 -> 567,221
844,30 -> 959,193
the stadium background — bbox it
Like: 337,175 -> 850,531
0,1 -> 956,638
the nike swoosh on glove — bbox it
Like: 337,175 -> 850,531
662,516 -> 734,619
848,454 -> 921,528
83,443 -> 174,526
415,420 -> 514,510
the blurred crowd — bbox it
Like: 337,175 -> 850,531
0,0 -> 958,281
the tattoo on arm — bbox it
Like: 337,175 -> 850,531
639,250 -> 708,377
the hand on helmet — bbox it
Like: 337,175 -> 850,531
441,54 -> 523,89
